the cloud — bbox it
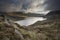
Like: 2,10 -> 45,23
0,0 -> 60,12
44,0 -> 60,11
25,0 -> 46,12
0,0 -> 24,12
0,0 -> 45,12
25,0 -> 60,13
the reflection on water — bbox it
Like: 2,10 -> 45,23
15,17 -> 46,26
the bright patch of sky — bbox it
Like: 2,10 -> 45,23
0,0 -> 50,14
0,0 -> 60,13
24,0 -> 50,14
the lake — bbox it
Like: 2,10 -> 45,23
15,17 -> 46,26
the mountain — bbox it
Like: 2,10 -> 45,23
0,12 -> 45,21
7,12 -> 45,17
46,10 -> 60,20
0,12 -> 26,21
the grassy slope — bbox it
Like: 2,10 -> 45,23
0,11 -> 60,40
0,19 -> 60,40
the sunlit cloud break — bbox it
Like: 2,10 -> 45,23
0,0 -> 48,13
25,0 -> 46,12
0,0 -> 60,13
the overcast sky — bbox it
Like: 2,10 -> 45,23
0,0 -> 60,13
1,0 -> 60,26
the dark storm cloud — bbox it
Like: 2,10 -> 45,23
44,0 -> 60,11
0,0 -> 60,12
0,0 -> 23,12
0,0 -> 32,12
21,0 -> 32,9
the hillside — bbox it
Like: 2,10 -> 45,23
46,10 -> 60,20
0,12 -> 45,21
0,10 -> 60,40
0,16 -> 60,40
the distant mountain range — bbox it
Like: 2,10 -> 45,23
0,12 -> 45,21
0,10 -> 60,21
46,10 -> 60,20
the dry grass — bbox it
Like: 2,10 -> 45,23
0,19 -> 60,40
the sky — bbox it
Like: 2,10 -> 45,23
0,0 -> 60,13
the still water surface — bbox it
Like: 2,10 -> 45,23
15,17 -> 46,26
